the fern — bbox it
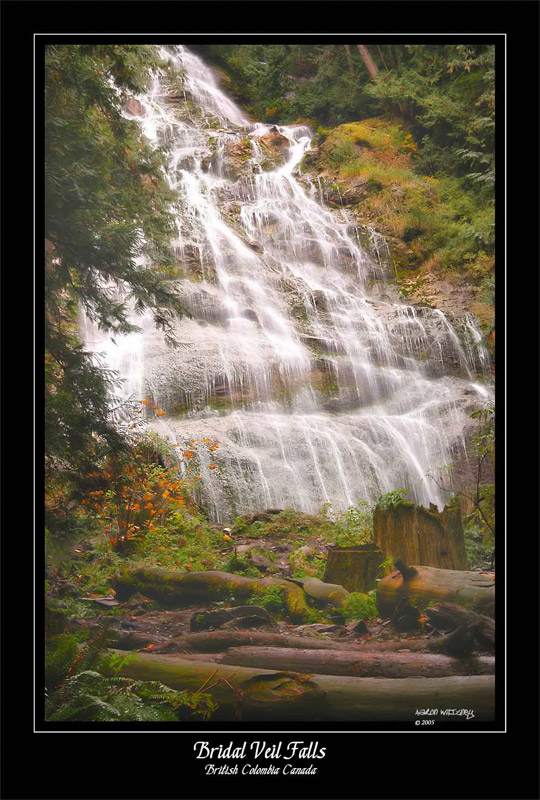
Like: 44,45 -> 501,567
45,634 -> 218,722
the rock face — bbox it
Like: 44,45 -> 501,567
373,501 -> 468,571
254,128 -> 289,169
324,544 -> 383,593
125,97 -> 146,117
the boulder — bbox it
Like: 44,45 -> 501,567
254,129 -> 289,169
125,97 -> 146,117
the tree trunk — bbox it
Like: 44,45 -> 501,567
219,646 -> 494,678
377,566 -> 495,618
356,45 -> 379,80
344,44 -> 355,75
113,650 -> 495,721
113,567 -> 348,622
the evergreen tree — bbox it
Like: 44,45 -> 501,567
45,45 -> 181,478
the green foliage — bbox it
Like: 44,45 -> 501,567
249,585 -> 286,613
196,44 -> 380,126
379,555 -> 395,576
224,554 -> 260,577
45,632 -> 217,722
464,523 -> 494,569
45,44 -> 185,485
341,592 -> 378,622
331,503 -> 373,546
375,489 -> 410,511
288,548 -> 326,580
232,508 -> 336,541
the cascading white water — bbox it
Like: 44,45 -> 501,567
84,45 -> 493,521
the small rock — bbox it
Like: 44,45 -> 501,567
297,545 -> 316,558
235,544 -> 253,555
190,609 -> 233,632
123,593 -> 151,610
346,619 -> 370,635
250,554 -> 272,572
228,605 -> 271,621
222,615 -> 271,629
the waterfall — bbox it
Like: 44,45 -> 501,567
84,45 -> 493,522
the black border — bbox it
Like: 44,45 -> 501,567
2,2 -> 539,799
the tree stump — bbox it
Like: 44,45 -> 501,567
374,501 -> 468,570
324,544 -> 383,593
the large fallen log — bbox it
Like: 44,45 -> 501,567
112,650 -> 495,721
113,567 -> 349,623
154,628 -> 479,657
377,565 -> 495,618
158,629 -> 358,653
218,646 -> 495,678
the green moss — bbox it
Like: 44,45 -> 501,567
312,116 -> 494,296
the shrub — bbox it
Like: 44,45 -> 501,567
341,592 -> 378,622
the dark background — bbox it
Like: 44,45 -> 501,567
1,1 -> 538,798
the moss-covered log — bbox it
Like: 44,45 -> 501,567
219,646 -> 495,678
113,567 -> 348,622
377,566 -> 495,618
288,576 -> 349,608
112,650 -> 495,721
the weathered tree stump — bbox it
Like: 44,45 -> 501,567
374,501 -> 468,570
324,544 -> 383,593
377,565 -> 495,618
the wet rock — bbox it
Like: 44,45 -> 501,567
254,129 -> 289,168
190,609 -> 233,632
125,97 -> 146,117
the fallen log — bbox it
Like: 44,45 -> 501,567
425,603 -> 495,651
114,567 -> 348,623
377,565 -> 495,618
287,576 -> 349,608
157,629 -> 358,654
112,650 -> 495,721
218,646 -> 495,678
